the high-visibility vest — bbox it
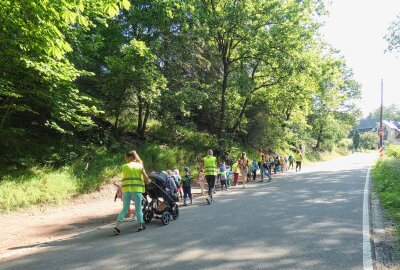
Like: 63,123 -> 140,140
121,162 -> 145,193
258,152 -> 264,162
232,162 -> 239,173
294,153 -> 302,161
203,156 -> 217,176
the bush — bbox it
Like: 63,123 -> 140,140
373,155 -> 400,239
360,132 -> 377,150
386,145 -> 400,159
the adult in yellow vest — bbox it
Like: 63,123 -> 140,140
202,149 -> 217,204
294,149 -> 303,172
114,150 -> 150,235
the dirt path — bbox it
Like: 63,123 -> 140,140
0,182 -> 208,260
0,183 -> 123,259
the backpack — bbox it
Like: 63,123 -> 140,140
182,174 -> 191,187
238,158 -> 246,169
219,165 -> 226,172
174,176 -> 181,188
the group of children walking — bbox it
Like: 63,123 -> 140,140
116,148 -> 304,224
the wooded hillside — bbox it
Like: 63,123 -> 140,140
0,0 -> 360,172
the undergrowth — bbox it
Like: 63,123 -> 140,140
372,145 -> 400,239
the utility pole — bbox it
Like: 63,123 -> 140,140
379,78 -> 384,155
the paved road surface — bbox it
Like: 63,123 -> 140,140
1,153 -> 377,270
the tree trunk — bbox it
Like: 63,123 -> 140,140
137,94 -> 143,136
114,94 -> 122,138
139,102 -> 151,138
114,110 -> 120,138
218,56 -> 229,149
232,95 -> 250,134
315,125 -> 323,149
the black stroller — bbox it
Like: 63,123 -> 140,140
143,172 -> 179,225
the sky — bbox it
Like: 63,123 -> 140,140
321,0 -> 400,117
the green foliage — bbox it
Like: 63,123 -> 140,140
368,104 -> 400,121
386,145 -> 400,159
104,39 -> 167,137
386,14 -> 400,54
373,155 -> 400,239
1,0 -> 364,210
0,168 -> 77,212
0,0 -> 130,159
360,132 -> 377,150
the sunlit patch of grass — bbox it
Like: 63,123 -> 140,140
373,156 -> 400,240
0,168 -> 77,212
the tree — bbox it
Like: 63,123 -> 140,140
353,130 -> 360,150
360,133 -> 377,150
188,0 -> 325,151
307,49 -> 361,151
0,0 -> 130,153
104,39 -> 167,138
368,104 -> 400,121
386,14 -> 400,54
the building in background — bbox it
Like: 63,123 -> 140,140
353,118 -> 400,145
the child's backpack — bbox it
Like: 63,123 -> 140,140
250,162 -> 257,172
182,174 -> 191,187
219,164 -> 226,172
274,158 -> 280,165
166,176 -> 177,190
172,176 -> 180,188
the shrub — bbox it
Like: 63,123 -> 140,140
386,145 -> 400,159
360,132 -> 377,150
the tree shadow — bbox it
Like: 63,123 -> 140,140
1,167 -> 370,269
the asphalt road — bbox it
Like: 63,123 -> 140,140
1,153 -> 377,270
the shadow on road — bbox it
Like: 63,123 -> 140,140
2,166 -> 370,270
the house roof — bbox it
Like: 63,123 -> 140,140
355,118 -> 379,131
390,120 -> 400,130
382,120 -> 398,130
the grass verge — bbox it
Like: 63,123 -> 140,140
0,128 -> 351,212
372,145 -> 400,239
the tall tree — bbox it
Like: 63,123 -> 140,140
0,0 -> 130,151
386,14 -> 400,54
104,39 -> 166,138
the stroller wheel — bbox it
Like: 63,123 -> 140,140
143,210 -> 153,223
172,205 -> 179,220
161,211 -> 170,225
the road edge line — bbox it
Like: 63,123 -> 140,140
363,166 -> 373,270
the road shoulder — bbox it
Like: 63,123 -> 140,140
371,191 -> 400,269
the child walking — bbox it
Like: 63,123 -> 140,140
173,169 -> 183,201
180,167 -> 193,206
250,159 -> 259,181
219,162 -> 228,190
232,161 -> 239,186
274,156 -> 280,174
226,166 -> 232,187
197,167 -> 206,195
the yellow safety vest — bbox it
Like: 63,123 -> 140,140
232,162 -> 239,173
203,156 -> 217,176
294,153 -> 302,161
121,162 -> 145,193
259,153 -> 264,162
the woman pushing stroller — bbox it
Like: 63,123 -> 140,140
114,150 -> 150,235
